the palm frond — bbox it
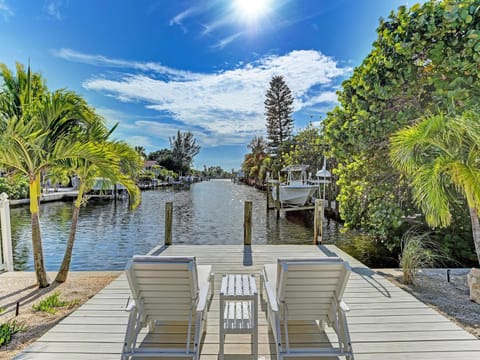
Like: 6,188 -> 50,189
410,157 -> 451,227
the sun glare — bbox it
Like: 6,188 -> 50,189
234,0 -> 270,22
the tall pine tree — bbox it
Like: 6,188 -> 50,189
264,75 -> 294,154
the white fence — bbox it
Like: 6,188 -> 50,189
0,192 -> 13,272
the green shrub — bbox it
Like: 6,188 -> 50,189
400,229 -> 446,285
0,319 -> 28,347
32,292 -> 79,314
0,176 -> 29,200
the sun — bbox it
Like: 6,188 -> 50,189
234,0 -> 270,22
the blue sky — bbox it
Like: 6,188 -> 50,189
0,0 -> 419,171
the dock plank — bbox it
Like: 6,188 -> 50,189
14,245 -> 480,360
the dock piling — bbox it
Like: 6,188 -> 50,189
266,181 -> 270,212
275,183 -> 280,220
165,202 -> 173,245
313,199 -> 323,244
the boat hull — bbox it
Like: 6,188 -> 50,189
271,185 -> 317,206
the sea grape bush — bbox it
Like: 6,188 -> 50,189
323,0 -> 480,254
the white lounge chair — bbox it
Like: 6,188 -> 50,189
261,257 -> 354,360
122,256 -> 213,360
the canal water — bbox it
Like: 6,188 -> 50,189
10,180 -> 396,271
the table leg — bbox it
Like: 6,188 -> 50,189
253,296 -> 258,359
219,297 -> 224,360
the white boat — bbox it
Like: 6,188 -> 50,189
270,165 -> 317,206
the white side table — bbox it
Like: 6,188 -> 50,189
219,274 -> 258,360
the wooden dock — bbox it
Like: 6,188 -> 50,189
15,245 -> 480,359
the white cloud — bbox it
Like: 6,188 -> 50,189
211,32 -> 244,49
0,0 -> 13,20
299,91 -> 338,109
52,48 -> 195,80
121,135 -> 156,149
169,6 -> 202,27
60,49 -> 350,147
45,0 -> 64,20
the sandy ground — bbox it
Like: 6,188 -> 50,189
0,271 -> 120,359
1,269 -> 480,359
378,268 -> 480,338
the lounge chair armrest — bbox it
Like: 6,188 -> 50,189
197,282 -> 210,313
124,297 -> 136,312
262,273 -> 279,312
340,301 -> 350,312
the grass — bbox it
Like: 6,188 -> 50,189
400,229 -> 446,285
0,320 -> 28,347
32,292 -> 79,314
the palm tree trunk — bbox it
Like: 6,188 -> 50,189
55,183 -> 85,283
30,177 -> 49,288
468,207 -> 480,266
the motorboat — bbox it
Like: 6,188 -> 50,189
270,165 -> 317,206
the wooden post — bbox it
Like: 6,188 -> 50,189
244,201 -> 252,245
313,199 -> 323,245
0,193 -> 13,271
327,182 -> 332,210
165,202 -> 173,245
266,181 -> 270,211
275,182 -> 280,220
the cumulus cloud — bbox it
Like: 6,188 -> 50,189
0,0 -> 14,20
58,49 -> 350,147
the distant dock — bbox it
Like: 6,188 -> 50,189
10,190 -> 78,206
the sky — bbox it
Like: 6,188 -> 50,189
0,0 -> 420,171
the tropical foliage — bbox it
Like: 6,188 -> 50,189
0,62 -> 140,287
0,320 -> 27,347
242,136 -> 267,184
147,131 -> 201,175
281,124 -> 325,172
169,130 -> 201,174
55,126 -> 141,283
32,291 -> 79,314
399,229 -> 444,285
391,111 -> 480,265
323,0 -> 480,247
0,176 -> 29,199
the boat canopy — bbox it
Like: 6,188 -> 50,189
316,168 -> 331,178
281,164 -> 309,172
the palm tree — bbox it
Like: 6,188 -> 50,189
55,133 -> 141,283
244,136 -> 267,184
390,111 -> 480,265
0,64 -> 118,287
134,146 -> 147,159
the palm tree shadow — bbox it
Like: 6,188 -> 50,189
1,282 -> 61,316
352,267 -> 391,298
317,245 -> 391,298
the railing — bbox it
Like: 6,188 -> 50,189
0,192 -> 13,272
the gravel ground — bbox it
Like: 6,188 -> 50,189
378,268 -> 480,338
0,271 -> 120,359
